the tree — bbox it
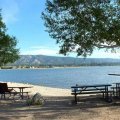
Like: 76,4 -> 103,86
0,10 -> 19,66
42,0 -> 120,57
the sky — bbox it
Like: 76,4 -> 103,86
0,0 -> 120,58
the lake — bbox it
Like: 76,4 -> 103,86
0,66 -> 120,89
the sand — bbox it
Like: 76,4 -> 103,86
0,82 -> 120,120
7,82 -> 71,96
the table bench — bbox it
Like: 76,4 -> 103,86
111,83 -> 120,98
71,84 -> 112,104
8,86 -> 32,99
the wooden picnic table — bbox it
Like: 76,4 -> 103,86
8,86 -> 32,99
71,84 -> 112,104
112,83 -> 120,97
108,74 -> 120,98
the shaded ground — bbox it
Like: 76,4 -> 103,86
0,95 -> 120,120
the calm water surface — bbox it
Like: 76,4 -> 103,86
0,66 -> 120,89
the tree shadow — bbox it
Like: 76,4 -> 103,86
0,95 -> 120,120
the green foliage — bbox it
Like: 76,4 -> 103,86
26,98 -> 32,106
42,0 -> 120,57
0,10 -> 19,66
26,98 -> 43,106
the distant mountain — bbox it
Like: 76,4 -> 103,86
10,55 -> 120,66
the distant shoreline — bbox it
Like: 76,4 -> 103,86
1,64 -> 120,70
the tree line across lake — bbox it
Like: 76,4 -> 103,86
2,61 -> 120,69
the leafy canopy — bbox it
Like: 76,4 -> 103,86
0,10 -> 19,66
42,0 -> 120,57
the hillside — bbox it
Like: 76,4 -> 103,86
9,55 -> 120,66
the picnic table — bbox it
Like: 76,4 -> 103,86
8,86 -> 32,99
112,83 -> 120,97
108,74 -> 120,98
71,84 -> 112,104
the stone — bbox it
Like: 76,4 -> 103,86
27,92 -> 45,105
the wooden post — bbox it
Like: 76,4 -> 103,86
74,89 -> 77,104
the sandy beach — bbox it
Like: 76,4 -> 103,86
0,82 -> 120,120
7,82 -> 71,96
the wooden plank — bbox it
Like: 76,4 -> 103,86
72,88 -> 105,93
71,91 -> 104,95
80,88 -> 105,91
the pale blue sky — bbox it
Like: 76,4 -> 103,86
0,0 -> 120,58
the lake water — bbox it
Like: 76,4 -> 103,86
0,66 -> 120,89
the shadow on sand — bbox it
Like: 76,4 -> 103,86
0,95 -> 120,120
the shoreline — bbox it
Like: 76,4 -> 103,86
7,82 -> 71,97
1,65 -> 120,70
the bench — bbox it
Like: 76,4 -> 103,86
8,86 -> 32,99
0,83 -> 31,100
71,84 -> 112,104
72,88 -> 106,95
111,86 -> 120,97
1,91 -> 30,100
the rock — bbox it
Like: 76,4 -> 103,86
27,92 -> 45,105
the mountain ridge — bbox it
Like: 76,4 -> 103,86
10,55 -> 120,66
